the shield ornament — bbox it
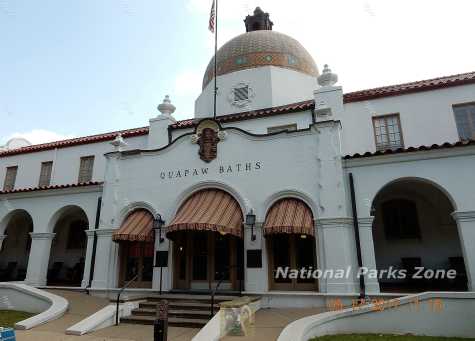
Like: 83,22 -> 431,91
193,119 -> 224,163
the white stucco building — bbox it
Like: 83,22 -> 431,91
1,7 -> 475,314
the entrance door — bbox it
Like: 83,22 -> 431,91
119,242 -> 154,288
173,231 -> 242,291
268,234 -> 317,291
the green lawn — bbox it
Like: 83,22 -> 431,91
0,310 -> 34,328
310,335 -> 475,341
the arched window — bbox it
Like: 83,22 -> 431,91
382,199 -> 421,239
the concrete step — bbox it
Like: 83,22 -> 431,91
132,308 -> 213,319
140,301 -> 220,310
121,315 -> 209,328
146,294 -> 238,303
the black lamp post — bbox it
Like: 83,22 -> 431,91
154,214 -> 165,243
246,210 -> 256,241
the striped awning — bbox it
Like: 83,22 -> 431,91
112,209 -> 155,242
167,189 -> 243,238
263,198 -> 314,236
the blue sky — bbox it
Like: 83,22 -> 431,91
1,0 -> 474,145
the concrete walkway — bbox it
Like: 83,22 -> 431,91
222,308 -> 327,341
15,289 -> 199,341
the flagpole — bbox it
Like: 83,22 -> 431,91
213,0 -> 218,119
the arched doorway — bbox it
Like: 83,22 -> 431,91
372,179 -> 467,292
0,210 -> 32,281
113,209 -> 155,288
47,206 -> 88,286
167,189 -> 244,292
264,198 -> 318,291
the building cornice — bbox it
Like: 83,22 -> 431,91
0,182 -> 103,199
451,211 -> 475,222
316,217 -> 353,228
30,232 -> 55,240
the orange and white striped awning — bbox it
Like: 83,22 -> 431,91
112,209 -> 155,242
167,189 -> 243,238
263,198 -> 314,236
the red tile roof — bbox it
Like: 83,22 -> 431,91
344,140 -> 475,160
171,100 -> 314,129
1,71 -> 474,158
0,181 -> 103,195
343,71 -> 475,103
0,127 -> 149,157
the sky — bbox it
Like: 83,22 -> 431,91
1,0 -> 474,145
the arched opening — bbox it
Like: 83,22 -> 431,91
167,188 -> 244,292
114,209 -> 155,288
0,210 -> 32,281
47,206 -> 88,286
264,198 -> 318,291
372,179 -> 467,292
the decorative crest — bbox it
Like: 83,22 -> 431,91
191,119 -> 226,163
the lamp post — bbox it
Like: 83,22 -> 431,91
246,210 -> 256,242
153,214 -> 166,295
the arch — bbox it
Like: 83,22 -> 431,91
263,189 -> 318,222
0,209 -> 33,236
47,205 -> 90,233
371,177 -> 457,212
117,201 -> 159,228
171,180 -> 250,219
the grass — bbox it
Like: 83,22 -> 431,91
0,310 -> 34,328
309,335 -> 475,341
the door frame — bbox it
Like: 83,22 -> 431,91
267,234 -> 318,291
118,242 -> 153,288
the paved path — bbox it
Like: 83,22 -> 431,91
222,308 -> 327,341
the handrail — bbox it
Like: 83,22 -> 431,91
115,273 -> 139,326
210,265 -> 242,318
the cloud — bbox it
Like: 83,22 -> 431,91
2,129 -> 76,146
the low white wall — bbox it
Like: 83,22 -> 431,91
0,282 -> 68,330
278,292 -> 475,341
66,301 -> 140,335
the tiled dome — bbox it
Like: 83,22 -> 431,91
202,30 -> 319,89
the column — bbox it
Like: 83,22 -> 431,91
25,232 -> 55,286
244,222 -> 267,293
317,218 -> 359,293
452,211 -> 475,291
81,230 -> 96,288
153,227 -> 171,292
91,228 -> 116,289
358,217 -> 380,293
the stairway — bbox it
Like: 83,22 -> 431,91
121,293 -> 239,328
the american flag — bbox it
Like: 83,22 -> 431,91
208,0 -> 215,33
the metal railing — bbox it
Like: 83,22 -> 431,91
115,273 -> 139,326
210,265 -> 243,318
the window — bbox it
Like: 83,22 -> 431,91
453,103 -> 475,140
234,85 -> 249,102
3,166 -> 18,191
372,114 -> 404,151
267,123 -> 298,134
38,161 -> 53,187
382,199 -> 421,239
78,156 -> 94,183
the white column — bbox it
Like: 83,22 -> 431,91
317,218 -> 359,293
358,217 -> 380,293
81,230 -> 96,288
25,232 -> 55,286
244,222 -> 267,293
452,211 -> 475,291
0,235 -> 6,251
153,227 -> 171,292
91,228 -> 116,289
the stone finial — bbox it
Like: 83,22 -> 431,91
157,95 -> 176,116
317,64 -> 338,87
110,134 -> 127,151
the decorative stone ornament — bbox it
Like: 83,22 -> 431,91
191,119 -> 225,163
317,64 -> 338,87
157,95 -> 176,117
110,134 -> 127,151
228,82 -> 255,108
